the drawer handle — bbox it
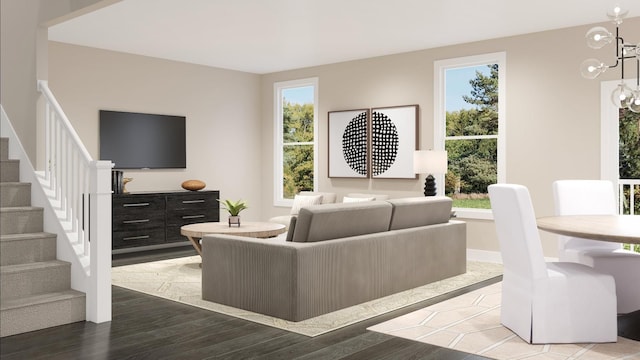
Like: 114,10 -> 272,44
182,215 -> 205,219
122,235 -> 150,241
123,202 -> 150,207
123,219 -> 150,224
182,200 -> 205,204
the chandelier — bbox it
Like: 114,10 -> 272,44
580,6 -> 640,112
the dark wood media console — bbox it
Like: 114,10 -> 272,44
112,190 -> 219,252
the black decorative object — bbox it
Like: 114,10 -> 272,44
111,170 -> 123,194
424,174 -> 437,196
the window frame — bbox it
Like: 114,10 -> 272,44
273,77 -> 319,207
434,52 -> 506,220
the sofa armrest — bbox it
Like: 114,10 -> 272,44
201,235 -> 300,320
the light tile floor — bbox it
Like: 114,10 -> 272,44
369,282 -> 640,360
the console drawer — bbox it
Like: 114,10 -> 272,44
113,196 -> 165,215
166,209 -> 218,226
113,228 -> 166,249
166,192 -> 218,211
113,212 -> 165,232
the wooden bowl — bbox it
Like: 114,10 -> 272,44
181,179 -> 206,191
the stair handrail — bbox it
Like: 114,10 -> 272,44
35,80 -> 113,323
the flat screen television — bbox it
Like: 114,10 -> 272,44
99,110 -> 186,169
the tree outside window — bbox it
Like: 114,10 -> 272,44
619,108 -> 640,217
435,53 -> 506,218
274,79 -> 318,205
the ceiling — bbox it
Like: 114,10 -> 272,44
48,0 -> 640,74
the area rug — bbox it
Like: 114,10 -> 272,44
368,282 -> 640,359
111,255 -> 502,337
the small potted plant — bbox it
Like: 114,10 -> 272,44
218,199 -> 248,227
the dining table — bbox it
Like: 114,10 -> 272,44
536,214 -> 640,244
537,214 -> 640,341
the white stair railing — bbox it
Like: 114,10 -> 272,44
36,80 -> 113,323
618,179 -> 640,215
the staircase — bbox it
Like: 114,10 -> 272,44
0,137 -> 85,337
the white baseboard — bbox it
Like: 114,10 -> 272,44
467,248 -> 558,264
467,249 -> 503,263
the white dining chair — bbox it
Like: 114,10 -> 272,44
488,184 -> 617,344
553,179 -> 640,314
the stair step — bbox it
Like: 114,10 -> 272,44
0,159 -> 19,182
0,137 -> 7,161
0,206 -> 43,235
1,260 -> 71,301
0,182 -> 31,207
0,289 -> 85,337
0,233 -> 57,265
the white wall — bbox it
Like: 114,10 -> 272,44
48,42 -> 264,220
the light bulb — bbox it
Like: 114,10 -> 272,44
607,6 -> 628,24
629,89 -> 640,113
580,58 -> 607,79
611,82 -> 634,108
585,27 -> 613,49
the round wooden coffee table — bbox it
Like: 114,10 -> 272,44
181,221 -> 286,256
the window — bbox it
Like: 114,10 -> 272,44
434,53 -> 506,219
601,80 -> 640,214
274,78 -> 318,206
601,80 -> 640,252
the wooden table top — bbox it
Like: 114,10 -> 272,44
536,215 -> 640,244
180,221 -> 286,239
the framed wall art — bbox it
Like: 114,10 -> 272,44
370,105 -> 418,179
328,109 -> 370,178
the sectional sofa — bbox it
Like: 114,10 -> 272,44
201,196 -> 466,321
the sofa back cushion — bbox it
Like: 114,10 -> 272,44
387,196 -> 452,230
290,201 -> 393,243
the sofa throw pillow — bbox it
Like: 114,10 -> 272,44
342,196 -> 375,203
290,194 -> 323,215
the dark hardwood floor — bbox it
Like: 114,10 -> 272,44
1,247 -> 498,359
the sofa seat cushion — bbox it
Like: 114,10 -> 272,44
346,193 -> 389,200
387,196 -> 452,230
342,196 -> 375,203
291,201 -> 392,243
268,215 -> 293,229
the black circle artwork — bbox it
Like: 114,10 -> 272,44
371,111 -> 399,176
342,112 -> 368,176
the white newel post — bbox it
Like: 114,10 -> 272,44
87,160 -> 113,323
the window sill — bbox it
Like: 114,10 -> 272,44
453,208 -> 493,220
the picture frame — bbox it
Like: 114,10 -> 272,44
370,105 -> 418,179
328,109 -> 370,178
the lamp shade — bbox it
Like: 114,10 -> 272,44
413,150 -> 448,174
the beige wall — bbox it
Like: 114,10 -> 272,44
0,0 -> 108,164
48,42 -> 264,220
260,17 -> 640,256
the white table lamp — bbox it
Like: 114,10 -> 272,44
413,150 -> 448,196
